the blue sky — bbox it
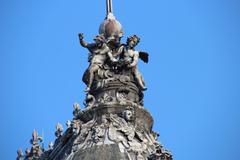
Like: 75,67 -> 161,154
1,0 -> 240,159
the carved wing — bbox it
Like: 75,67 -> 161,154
139,51 -> 149,63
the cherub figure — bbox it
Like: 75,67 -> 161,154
121,35 -> 148,90
78,33 -> 117,92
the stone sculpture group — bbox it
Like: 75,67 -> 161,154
79,33 -> 148,93
17,1 -> 172,159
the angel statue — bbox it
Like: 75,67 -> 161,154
78,33 -> 117,92
120,35 -> 148,90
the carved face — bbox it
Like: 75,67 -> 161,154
94,39 -> 102,45
127,40 -> 136,48
94,35 -> 105,45
124,110 -> 133,121
127,35 -> 140,48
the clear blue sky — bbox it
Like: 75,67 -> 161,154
1,0 -> 240,159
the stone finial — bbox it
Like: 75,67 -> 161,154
17,148 -> 23,156
31,130 -> 38,144
73,102 -> 80,110
66,120 -> 72,128
100,0 -> 123,40
28,130 -> 44,158
25,148 -> 31,157
49,142 -> 54,150
16,148 -> 24,160
30,130 -> 43,145
73,103 -> 81,118
55,123 -> 64,138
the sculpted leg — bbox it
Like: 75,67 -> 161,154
132,66 -> 147,91
86,64 -> 100,92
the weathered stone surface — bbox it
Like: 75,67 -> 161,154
71,144 -> 129,160
79,105 -> 153,132
17,1 -> 172,160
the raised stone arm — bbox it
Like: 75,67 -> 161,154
78,33 -> 96,49
78,33 -> 87,47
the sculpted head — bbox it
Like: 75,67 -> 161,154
123,109 -> 134,122
94,34 -> 106,44
127,35 -> 140,48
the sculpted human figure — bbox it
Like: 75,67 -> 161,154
78,33 -> 117,92
120,35 -> 148,90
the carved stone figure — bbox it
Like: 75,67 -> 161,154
17,1 -> 172,160
79,33 -> 117,92
119,35 -> 148,90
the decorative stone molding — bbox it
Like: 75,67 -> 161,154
17,1 -> 172,159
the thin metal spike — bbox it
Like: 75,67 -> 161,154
106,0 -> 113,15
109,0 -> 113,13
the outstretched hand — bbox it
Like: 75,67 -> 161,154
78,33 -> 84,40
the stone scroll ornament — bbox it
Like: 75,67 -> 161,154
17,0 -> 172,160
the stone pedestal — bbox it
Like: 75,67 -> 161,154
40,80 -> 172,160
